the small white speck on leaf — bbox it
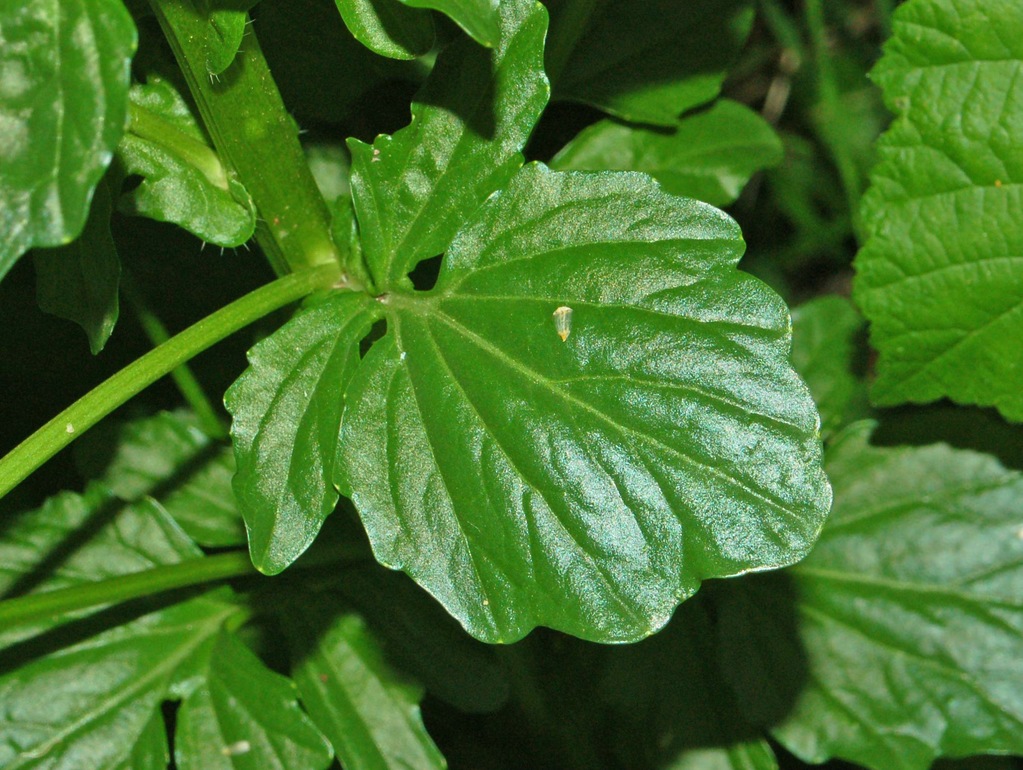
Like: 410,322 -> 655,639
372,147 -> 381,162
222,740 -> 251,756
66,423 -> 74,434
552,306 -> 573,341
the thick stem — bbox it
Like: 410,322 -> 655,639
149,0 -> 342,278
0,264 -> 338,501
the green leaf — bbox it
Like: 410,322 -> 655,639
397,0 -> 499,47
0,0 -> 136,282
339,163 -> 831,643
118,75 -> 256,247
0,487 -> 242,769
75,410 -> 245,548
117,711 -> 171,770
348,0 -> 549,290
551,100 -> 782,206
0,485 -> 202,646
199,0 -> 260,76
283,593 -> 447,770
175,630 -> 333,770
664,744 -> 778,770
336,0 -> 435,60
544,0 -> 753,125
789,296 -> 870,439
854,0 -> 1023,421
225,292 -> 379,574
721,421 -> 1023,770
32,176 -> 121,354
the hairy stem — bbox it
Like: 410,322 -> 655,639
0,264 -> 338,501
148,0 -> 344,279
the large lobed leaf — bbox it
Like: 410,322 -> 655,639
347,0 -> 549,289
338,163 -> 831,643
721,421 -> 1023,770
854,0 -> 1023,421
0,0 -> 136,281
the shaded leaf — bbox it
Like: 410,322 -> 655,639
398,0 -> 499,47
552,100 -> 782,206
283,593 -> 447,770
789,296 -> 870,439
854,0 -> 1023,421
348,0 -> 549,289
226,292 -> 379,574
339,163 -> 830,643
75,410 -> 245,548
118,75 -> 256,247
33,176 -> 120,354
337,0 -> 435,60
0,0 -> 136,281
175,630 -> 333,770
545,0 -> 753,125
721,421 -> 1023,770
199,0 -> 261,75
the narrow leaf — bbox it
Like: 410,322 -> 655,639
175,630 -> 333,770
551,100 -> 783,206
721,421 -> 1023,770
348,0 -> 549,289
33,176 -> 121,354
545,0 -> 753,125
283,593 -> 447,770
339,163 -> 831,643
397,0 -> 499,47
75,410 -> 245,548
225,291 -> 379,574
336,0 -> 435,60
789,296 -> 870,439
118,76 -> 256,247
0,0 -> 136,281
854,0 -> 1023,421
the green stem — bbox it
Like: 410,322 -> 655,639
121,272 -> 228,439
0,551 -> 258,628
0,264 -> 338,501
127,101 -> 229,190
148,0 -> 342,278
805,0 -> 862,227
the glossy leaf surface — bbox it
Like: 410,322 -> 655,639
552,100 -> 782,206
545,0 -> 753,124
337,0 -> 434,60
33,177 -> 121,354
0,0 -> 136,281
284,593 -> 446,770
226,292 -> 379,573
722,421 -> 1023,769
854,0 -> 1023,421
76,410 -> 245,547
789,296 -> 870,439
397,0 -> 500,47
175,630 -> 333,770
118,76 -> 256,247
339,163 -> 831,643
348,0 -> 549,289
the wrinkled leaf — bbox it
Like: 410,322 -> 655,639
552,100 -> 782,206
337,0 -> 434,60
398,0 -> 499,47
339,163 -> 831,643
283,593 -> 446,770
789,296 -> 870,439
854,0 -> 1023,421
226,292 -> 379,573
32,176 -> 120,354
348,0 -> 549,289
175,630 -> 333,770
117,76 -> 256,247
545,0 -> 753,125
75,410 -> 245,548
0,0 -> 136,281
721,421 -> 1023,770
